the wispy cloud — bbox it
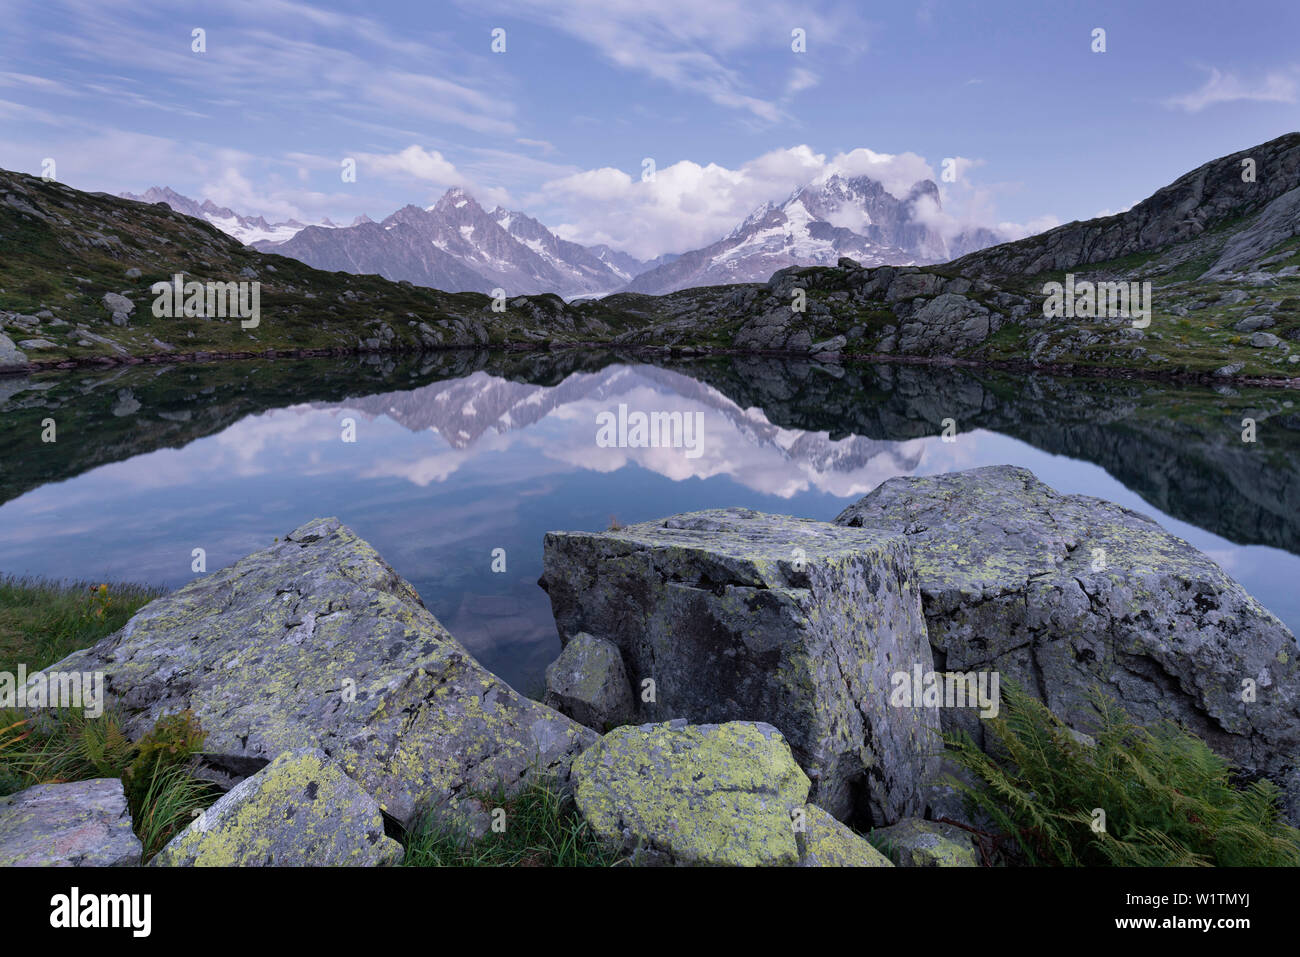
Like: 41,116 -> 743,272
1164,65 -> 1299,112
461,0 -> 865,124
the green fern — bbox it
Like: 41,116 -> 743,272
943,681 -> 1300,866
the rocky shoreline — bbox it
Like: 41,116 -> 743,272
2,464 -> 1298,866
6,339 -> 1299,391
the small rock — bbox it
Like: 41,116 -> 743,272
0,333 -> 27,370
1235,315 -> 1276,332
101,292 -> 134,326
810,334 -> 848,355
17,338 -> 56,350
125,267 -> 142,279
543,633 -> 635,731
870,817 -> 979,867
798,805 -> 893,867
1251,332 -> 1282,348
152,748 -> 403,866
0,778 -> 142,866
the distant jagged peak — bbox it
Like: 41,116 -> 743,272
430,185 -> 483,214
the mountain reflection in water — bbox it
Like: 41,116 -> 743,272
1,351 -> 1296,691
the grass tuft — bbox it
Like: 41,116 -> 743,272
0,575 -> 219,858
402,778 -> 622,867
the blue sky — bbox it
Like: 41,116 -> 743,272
2,0 -> 1298,258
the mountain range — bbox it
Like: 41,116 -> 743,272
120,172 -> 1007,299
117,186 -> 363,245
622,175 -> 1003,295
9,131 -> 1297,383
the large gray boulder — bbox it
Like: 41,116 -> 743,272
0,778 -> 142,866
541,506 -> 939,823
572,719 -> 890,866
41,517 -> 596,829
836,465 -> 1300,817
152,748 -> 403,866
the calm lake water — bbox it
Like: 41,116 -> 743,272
2,352 -> 1298,691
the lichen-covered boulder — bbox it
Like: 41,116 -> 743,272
0,778 -> 142,866
541,507 -> 938,823
798,804 -> 893,867
870,817 -> 979,867
543,632 -> 636,731
836,465 -> 1300,818
573,720 -> 811,866
152,748 -> 402,866
41,517 -> 596,829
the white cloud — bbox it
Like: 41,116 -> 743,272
1164,66 -> 1299,112
362,146 -> 463,186
538,143 -> 1049,259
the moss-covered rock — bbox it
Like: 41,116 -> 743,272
572,719 -> 811,866
798,804 -> 893,867
153,748 -> 402,866
0,778 -> 141,866
542,507 -> 938,822
40,517 -> 596,829
870,817 -> 979,867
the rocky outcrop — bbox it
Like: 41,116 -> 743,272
870,818 -> 980,867
836,465 -> 1300,817
720,263 -> 1028,359
1204,186 -> 1300,279
894,292 -> 999,355
541,506 -> 939,823
0,778 -> 142,866
152,748 -> 403,866
952,132 -> 1300,281
40,517 -> 596,829
543,632 -> 636,731
571,719 -> 890,866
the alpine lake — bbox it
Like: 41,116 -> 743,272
2,349 -> 1297,694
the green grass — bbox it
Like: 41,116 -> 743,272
402,778 -> 623,867
0,575 -> 162,676
0,575 -> 221,859
944,682 -> 1300,866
